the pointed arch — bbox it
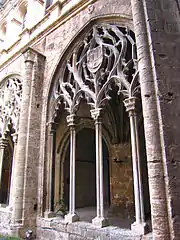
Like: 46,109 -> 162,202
0,74 -> 22,137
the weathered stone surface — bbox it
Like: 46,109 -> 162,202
130,0 -> 180,238
36,218 -> 153,240
0,208 -> 11,235
1,0 -> 180,239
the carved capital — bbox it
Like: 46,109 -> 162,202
23,48 -> 36,63
90,108 -> 102,121
12,133 -> 18,144
124,97 -> 138,116
0,138 -> 8,149
66,114 -> 76,127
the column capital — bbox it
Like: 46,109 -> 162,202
124,97 -> 138,115
0,138 -> 8,149
23,48 -> 36,63
66,114 -> 76,127
90,108 -> 102,121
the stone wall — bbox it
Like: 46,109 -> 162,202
109,143 -> 134,219
2,0 -> 180,238
131,0 -> 180,238
0,208 -> 11,235
36,217 -> 150,240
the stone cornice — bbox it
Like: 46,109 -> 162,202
0,0 -> 98,70
45,0 -> 62,13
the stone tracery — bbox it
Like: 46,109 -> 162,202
53,24 -> 139,116
0,77 -> 22,137
0,76 -> 22,206
50,23 -> 147,232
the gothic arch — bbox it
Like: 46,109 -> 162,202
46,16 -> 134,123
44,18 -> 150,233
0,74 -> 22,137
0,74 -> 22,206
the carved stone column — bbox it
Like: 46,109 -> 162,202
44,122 -> 56,218
65,114 -> 79,223
91,108 -> 108,228
12,49 -> 35,224
8,133 -> 18,208
0,137 -> 8,202
124,97 -> 147,234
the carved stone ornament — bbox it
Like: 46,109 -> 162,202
52,24 -> 140,119
0,77 -> 22,137
87,46 -> 103,73
23,48 -> 36,63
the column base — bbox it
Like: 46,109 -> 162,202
64,213 -> 79,223
92,216 -> 108,228
5,205 -> 13,211
44,211 -> 56,218
131,221 -> 149,235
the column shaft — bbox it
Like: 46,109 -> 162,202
12,49 -> 35,224
45,122 -> 56,217
129,114 -> 141,222
8,133 -> 18,208
95,118 -> 104,218
91,109 -> 108,228
0,138 -> 8,200
124,97 -> 147,234
64,114 -> 79,223
69,126 -> 76,215
134,114 -> 144,223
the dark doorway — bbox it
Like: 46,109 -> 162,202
63,128 -> 110,209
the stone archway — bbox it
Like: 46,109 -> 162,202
0,75 -> 22,207
46,22 -> 150,233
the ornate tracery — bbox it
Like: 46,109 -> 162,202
0,76 -> 22,205
48,23 -> 147,232
53,24 -> 139,116
0,77 -> 22,137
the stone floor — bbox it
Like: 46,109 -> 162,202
76,206 -> 134,229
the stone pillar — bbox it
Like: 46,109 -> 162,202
65,114 -> 79,223
0,138 -> 8,202
44,122 -> 56,218
21,50 -> 45,229
130,0 -> 172,238
8,133 -> 18,209
91,108 -> 108,228
124,97 -> 147,234
12,49 -> 35,224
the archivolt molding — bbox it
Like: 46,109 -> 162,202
0,76 -> 22,137
52,23 -> 140,120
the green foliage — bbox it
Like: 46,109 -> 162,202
0,235 -> 21,240
55,199 -> 67,216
